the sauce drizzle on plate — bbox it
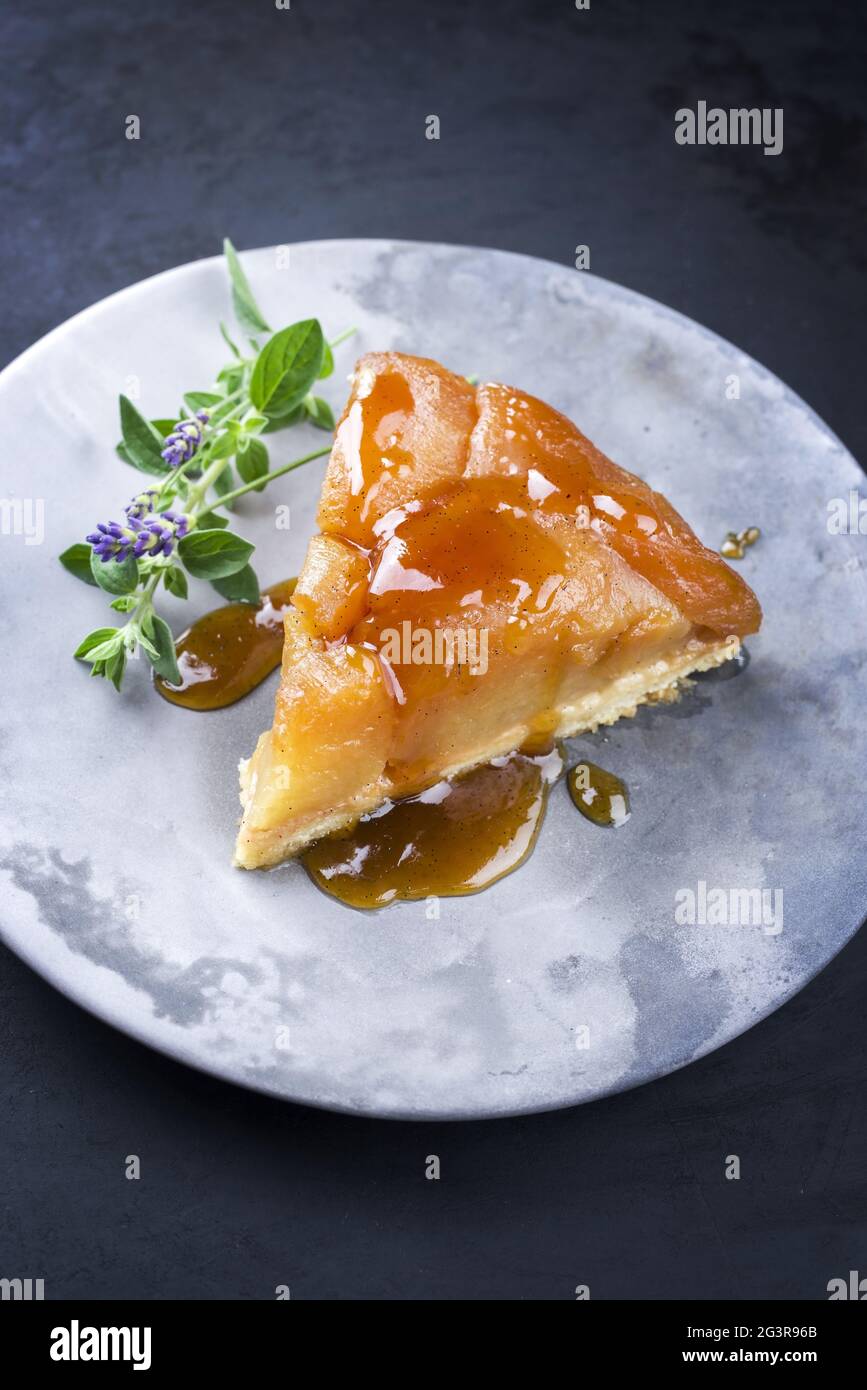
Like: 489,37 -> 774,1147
154,578 -> 297,710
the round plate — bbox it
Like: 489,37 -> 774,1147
1,240 -> 864,1119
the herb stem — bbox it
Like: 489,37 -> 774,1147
128,568 -> 163,633
186,456 -> 234,512
205,387 -> 245,426
208,446 -> 331,509
329,326 -> 357,349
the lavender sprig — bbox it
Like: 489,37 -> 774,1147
59,237 -> 355,692
160,410 -> 209,468
125,489 -> 159,520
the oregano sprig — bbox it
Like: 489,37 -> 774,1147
59,239 -> 355,692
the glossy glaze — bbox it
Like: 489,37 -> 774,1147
155,578 -> 297,710
316,360 -> 762,643
567,760 -> 631,828
302,749 -> 562,909
721,525 -> 761,560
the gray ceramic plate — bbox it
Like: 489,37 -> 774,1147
1,240 -> 865,1119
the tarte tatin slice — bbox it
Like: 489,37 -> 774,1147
234,352 -> 761,870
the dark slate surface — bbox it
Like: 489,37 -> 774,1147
1,0 -> 865,1300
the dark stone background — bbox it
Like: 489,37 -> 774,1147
2,0 -> 865,1300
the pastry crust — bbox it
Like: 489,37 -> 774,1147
234,631 -> 739,869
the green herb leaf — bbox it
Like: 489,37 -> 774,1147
104,645 -> 128,691
224,238 -> 271,338
305,395 -> 335,431
163,564 -> 189,599
262,403 -> 304,434
210,563 -> 260,605
196,509 -> 229,530
212,463 -> 236,509
216,364 -> 244,394
145,615 -> 182,684
118,395 -> 171,475
249,320 -> 325,417
183,391 -> 223,415
109,594 -> 138,612
90,548 -> 139,595
150,418 -> 176,437
219,321 -> 242,358
236,438 -> 269,492
318,342 -> 334,379
59,543 -> 98,586
178,528 -> 255,579
208,431 -> 237,461
74,627 -> 122,661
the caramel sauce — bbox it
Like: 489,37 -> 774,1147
365,477 -> 568,613
348,476 -> 573,719
567,760 -> 630,828
721,525 -> 761,560
324,371 -> 761,642
301,748 -> 562,910
154,578 -> 297,710
464,387 -> 761,639
335,370 -> 415,537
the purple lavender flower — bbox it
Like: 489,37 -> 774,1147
161,412 -> 209,469
137,510 -> 190,559
86,521 -> 135,563
86,507 -> 190,563
124,489 -> 160,521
